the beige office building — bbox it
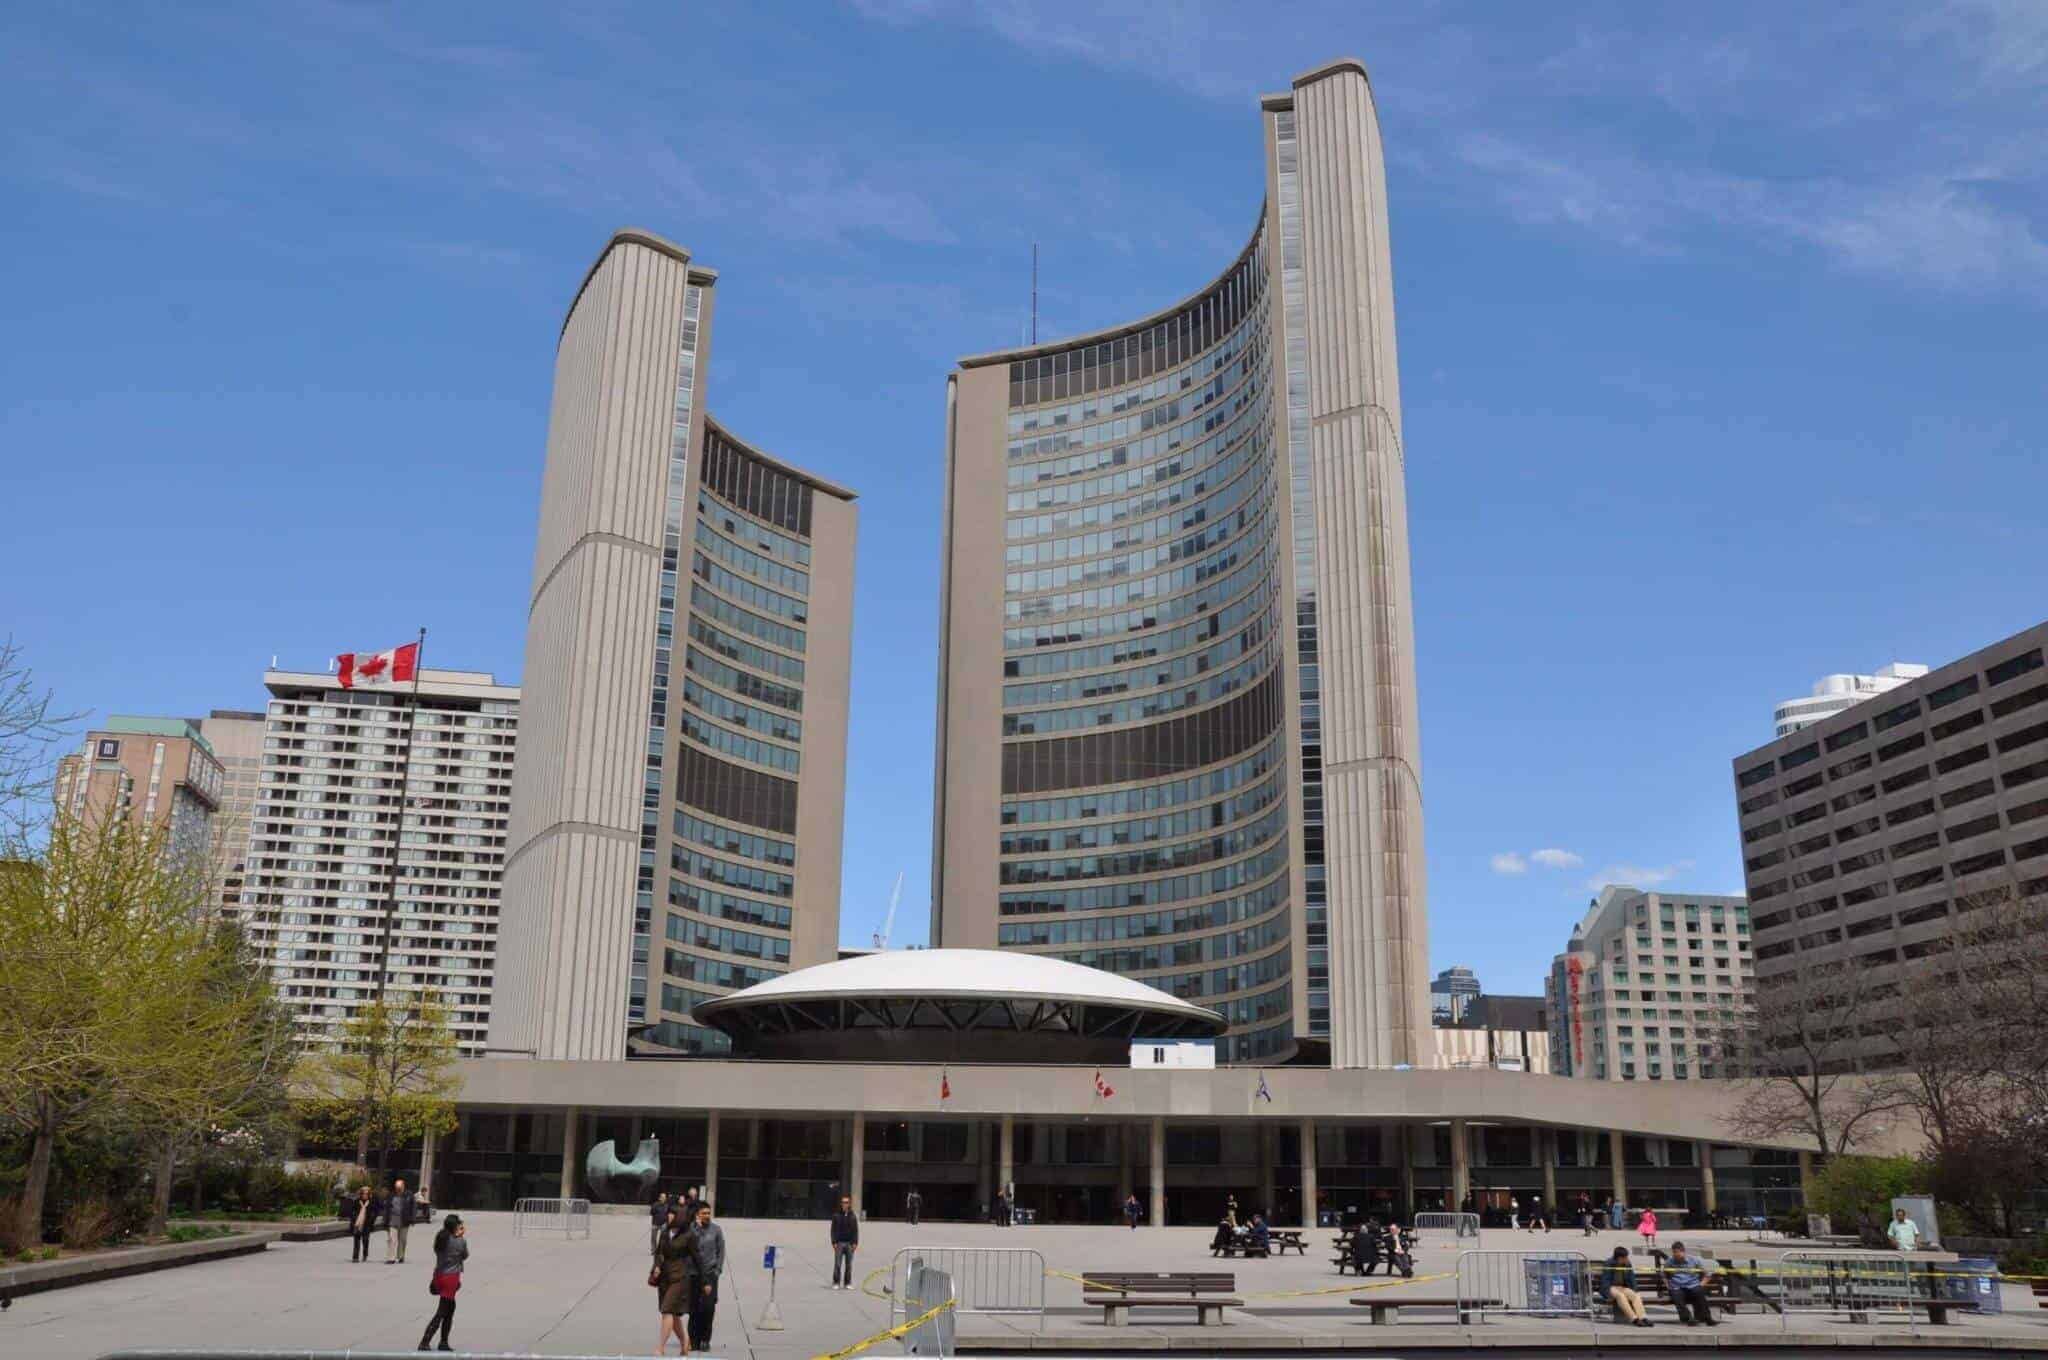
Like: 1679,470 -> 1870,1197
489,230 -> 858,1062
236,667 -> 519,1051
934,59 -> 1427,1066
54,715 -> 224,867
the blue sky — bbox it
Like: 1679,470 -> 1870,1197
4,2 -> 2044,993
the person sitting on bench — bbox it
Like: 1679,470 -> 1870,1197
1377,1220 -> 1414,1279
1601,1246 -> 1652,1327
1248,1213 -> 1270,1256
1210,1216 -> 1237,1254
1663,1242 -> 1717,1327
1348,1221 -> 1381,1274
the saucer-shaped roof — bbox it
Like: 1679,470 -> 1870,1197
693,948 -> 1225,1060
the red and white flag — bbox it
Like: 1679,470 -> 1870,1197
940,1068 -> 952,1101
336,642 -> 420,690
1093,1069 -> 1115,1100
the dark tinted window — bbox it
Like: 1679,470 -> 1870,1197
1873,700 -> 1921,732
1825,722 -> 1868,752
1986,649 -> 2044,687
675,744 -> 798,834
1926,675 -> 1980,710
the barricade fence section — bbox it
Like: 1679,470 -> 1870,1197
901,1265 -> 957,1358
1456,1249 -> 1597,1327
511,1197 -> 592,1239
888,1247 -> 1046,1331
1777,1250 -> 1918,1334
1414,1212 -> 1481,1245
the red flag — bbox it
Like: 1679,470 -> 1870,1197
940,1069 -> 952,1100
337,642 -> 420,690
1094,1069 -> 1115,1099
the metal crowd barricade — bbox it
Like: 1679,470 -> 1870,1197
511,1196 -> 592,1239
1776,1250 -> 1918,1334
1415,1211 -> 1481,1246
888,1247 -> 1045,1331
1456,1249 -> 1596,1327
901,1264 -> 957,1358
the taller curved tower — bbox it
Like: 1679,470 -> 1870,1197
934,60 -> 1427,1066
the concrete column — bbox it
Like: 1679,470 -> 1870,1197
1450,1118 -> 1470,1207
1610,1129 -> 1628,1206
1540,1128 -> 1557,1212
1399,1124 -> 1416,1217
1797,1149 -> 1813,1205
560,1107 -> 580,1199
419,1128 -> 439,1202
849,1113 -> 866,1216
1119,1122 -> 1133,1203
1149,1117 -> 1167,1227
1299,1118 -> 1317,1229
1258,1124 -> 1276,1221
1697,1140 -> 1716,1213
704,1112 -> 721,1206
998,1114 -> 1014,1202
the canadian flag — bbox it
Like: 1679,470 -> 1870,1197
336,643 -> 420,690
940,1069 -> 952,1101
1094,1069 -> 1115,1100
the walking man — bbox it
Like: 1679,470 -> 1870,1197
829,1195 -> 859,1290
1124,1192 -> 1142,1230
651,1191 -> 671,1255
684,1202 -> 725,1350
387,1178 -> 415,1264
905,1187 -> 922,1227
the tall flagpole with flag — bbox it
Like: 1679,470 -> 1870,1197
354,626 -> 426,1005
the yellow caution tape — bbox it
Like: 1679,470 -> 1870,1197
810,1296 -> 957,1360
857,1263 -> 893,1301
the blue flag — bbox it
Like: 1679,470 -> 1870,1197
1256,1072 -> 1273,1103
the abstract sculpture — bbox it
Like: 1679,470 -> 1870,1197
585,1134 -> 660,1202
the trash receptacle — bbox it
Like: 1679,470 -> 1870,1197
1524,1256 -> 1587,1315
1944,1259 -> 2002,1314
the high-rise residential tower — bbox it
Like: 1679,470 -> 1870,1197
489,230 -> 857,1062
199,708 -> 267,917
236,666 -> 518,1052
933,60 -> 1429,1066
54,716 -> 224,866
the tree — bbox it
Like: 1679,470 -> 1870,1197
0,815 -> 215,1240
295,992 -> 460,1181
0,636 -> 77,849
1808,1154 -> 1924,1246
1710,954 -> 1911,1155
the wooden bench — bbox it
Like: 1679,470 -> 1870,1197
1082,1272 -> 1241,1327
1349,1295 -> 1494,1325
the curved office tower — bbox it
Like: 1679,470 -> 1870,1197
491,230 -> 857,1061
935,61 -> 1427,1066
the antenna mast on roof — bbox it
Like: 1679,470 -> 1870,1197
1031,242 -> 1038,345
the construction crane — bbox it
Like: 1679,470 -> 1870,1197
872,871 -> 904,950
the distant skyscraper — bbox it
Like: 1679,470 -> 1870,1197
235,666 -> 518,1052
198,708 -> 266,918
1430,965 -> 1482,1025
932,59 -> 1429,1067
54,716 -> 224,868
488,230 -> 858,1062
1774,663 -> 1927,737
1546,886 -> 1753,1081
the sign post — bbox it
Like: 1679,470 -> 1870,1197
757,1245 -> 785,1330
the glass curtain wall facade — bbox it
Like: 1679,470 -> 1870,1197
490,231 -> 857,1062
936,60 -> 1430,1067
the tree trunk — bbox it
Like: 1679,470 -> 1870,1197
19,1093 -> 58,1247
149,1137 -> 177,1237
355,1121 -> 370,1170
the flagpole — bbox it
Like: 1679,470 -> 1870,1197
373,626 -> 427,1005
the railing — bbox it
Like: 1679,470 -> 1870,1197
511,1196 -> 591,1239
1414,1211 -> 1481,1245
1456,1248 -> 1596,1326
1776,1250 -> 1918,1334
888,1247 -> 1045,1330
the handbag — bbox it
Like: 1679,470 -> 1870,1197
648,1265 -> 663,1288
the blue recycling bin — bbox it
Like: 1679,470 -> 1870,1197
1942,1258 -> 2002,1314
1524,1256 -> 1587,1315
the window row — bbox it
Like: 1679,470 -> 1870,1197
1000,840 -> 1288,916
673,809 -> 795,868
1005,386 -> 1272,515
690,582 -> 807,655
1005,536 -> 1277,650
1002,672 -> 1282,796
667,877 -> 793,931
1002,768 -> 1283,856
1008,299 -> 1266,436
686,615 -> 805,684
685,646 -> 804,714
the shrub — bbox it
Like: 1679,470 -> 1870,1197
1809,1155 -> 1923,1246
0,1195 -> 38,1255
166,1224 -> 233,1244
59,1198 -> 117,1251
283,1202 -> 329,1219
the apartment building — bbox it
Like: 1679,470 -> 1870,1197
54,715 -> 224,868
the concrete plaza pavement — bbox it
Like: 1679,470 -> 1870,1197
5,1211 -> 2048,1360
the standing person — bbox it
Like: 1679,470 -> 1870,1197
1662,1242 -> 1715,1326
1510,1196 -> 1521,1230
1225,1195 -> 1240,1229
1123,1193 -> 1142,1231
680,1187 -> 700,1230
829,1195 -> 859,1291
1887,1208 -> 1922,1251
1529,1192 -> 1549,1233
1637,1207 -> 1658,1250
905,1187 -> 922,1227
418,1214 -> 468,1352
387,1179 -> 416,1264
1578,1192 -> 1594,1237
653,1206 -> 693,1356
650,1192 -> 671,1255
1609,1197 -> 1625,1230
1601,1247 -> 1651,1327
683,1202 -> 725,1350
350,1186 -> 379,1263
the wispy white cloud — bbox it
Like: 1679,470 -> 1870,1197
1491,852 -> 1528,876
1530,848 -> 1583,870
1586,860 -> 1696,891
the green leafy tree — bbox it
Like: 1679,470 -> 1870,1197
1809,1154 -> 1924,1245
296,992 -> 459,1180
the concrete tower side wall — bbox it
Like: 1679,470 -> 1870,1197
493,239 -> 692,1060
1291,66 -> 1429,1067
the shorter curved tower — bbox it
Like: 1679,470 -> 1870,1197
934,60 -> 1428,1067
491,230 -> 857,1061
